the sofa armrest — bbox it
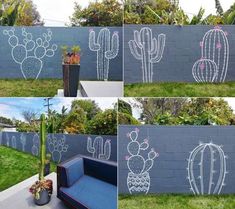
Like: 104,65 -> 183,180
83,156 -> 117,186
57,157 -> 84,189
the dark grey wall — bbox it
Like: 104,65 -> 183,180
0,132 -> 117,163
124,25 -> 235,83
118,125 -> 235,194
0,26 -> 122,80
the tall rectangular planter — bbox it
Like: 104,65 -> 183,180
62,64 -> 80,97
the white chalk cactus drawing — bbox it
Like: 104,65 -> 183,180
20,133 -> 27,152
87,136 -> 111,160
31,134 -> 39,156
11,136 -> 17,149
0,132 -> 2,145
48,134 -> 68,163
192,26 -> 229,83
126,128 -> 159,194
129,27 -> 166,83
187,142 -> 228,195
3,28 -> 58,79
89,28 -> 119,80
6,133 -> 10,147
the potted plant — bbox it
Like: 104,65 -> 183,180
29,114 -> 53,205
61,45 -> 81,97
44,153 -> 51,176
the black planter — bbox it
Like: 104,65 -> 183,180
34,190 -> 51,206
44,163 -> 50,176
62,64 -> 80,97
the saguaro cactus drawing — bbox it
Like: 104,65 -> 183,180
3,28 -> 58,79
11,136 -> 17,149
87,136 -> 111,160
48,134 -> 68,163
89,28 -> 119,80
187,142 -> 228,195
20,133 -> 26,152
192,26 -> 229,83
129,27 -> 166,83
126,128 -> 159,194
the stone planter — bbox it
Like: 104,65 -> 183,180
34,190 -> 51,206
62,64 -> 80,97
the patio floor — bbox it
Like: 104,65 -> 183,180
0,172 -> 68,209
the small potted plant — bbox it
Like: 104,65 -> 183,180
29,114 -> 53,205
44,153 -> 51,176
61,45 -> 81,97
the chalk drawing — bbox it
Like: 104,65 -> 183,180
48,134 -> 68,163
126,128 -> 159,194
89,28 -> 119,80
192,26 -> 229,83
87,136 -> 111,160
187,142 -> 228,195
20,133 -> 26,152
31,133 -> 39,156
3,28 -> 58,79
129,27 -> 166,83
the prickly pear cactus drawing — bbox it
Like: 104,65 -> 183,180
11,136 -> 17,149
129,27 -> 166,83
126,128 -> 159,194
89,28 -> 119,80
20,133 -> 26,152
87,136 -> 111,160
192,26 -> 229,83
48,134 -> 68,163
187,142 -> 228,195
3,28 -> 58,79
31,134 -> 39,156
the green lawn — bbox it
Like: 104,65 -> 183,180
0,79 -> 63,97
0,146 -> 56,191
124,82 -> 235,97
119,194 -> 235,209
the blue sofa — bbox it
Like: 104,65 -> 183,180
57,155 -> 117,209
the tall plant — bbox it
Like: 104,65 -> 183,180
39,114 -> 46,180
215,0 -> 224,16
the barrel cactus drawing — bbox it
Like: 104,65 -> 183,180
126,128 -> 159,194
187,142 -> 228,195
193,26 -> 229,83
89,28 -> 119,81
192,59 -> 218,82
87,136 -> 111,160
129,27 -> 166,83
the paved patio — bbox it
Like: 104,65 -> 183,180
0,172 -> 68,209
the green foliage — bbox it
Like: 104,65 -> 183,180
0,116 -> 13,125
118,112 -> 140,125
70,0 -> 122,26
86,109 -> 117,135
118,99 -> 132,115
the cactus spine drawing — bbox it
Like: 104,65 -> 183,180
126,128 -> 159,194
87,136 -> 111,160
3,28 -> 58,79
187,142 -> 228,195
192,26 -> 229,83
129,27 -> 166,83
89,28 -> 119,80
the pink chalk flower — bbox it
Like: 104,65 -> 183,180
214,25 -> 221,30
216,43 -> 222,49
200,63 -> 205,70
224,31 -> 228,36
135,128 -> 139,132
126,132 -> 130,138
125,155 -> 129,160
144,138 -> 149,143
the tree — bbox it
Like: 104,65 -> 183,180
21,110 -> 37,124
86,109 -> 117,135
215,0 -> 224,16
70,0 -> 123,26
118,99 -> 132,115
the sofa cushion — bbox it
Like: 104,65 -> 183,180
59,175 -> 117,209
63,157 -> 84,187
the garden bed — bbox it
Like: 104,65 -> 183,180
0,146 -> 56,191
124,82 -> 235,97
119,194 -> 235,209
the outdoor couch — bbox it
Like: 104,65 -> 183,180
57,155 -> 117,209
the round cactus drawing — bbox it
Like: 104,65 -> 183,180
126,128 -> 159,194
187,142 -> 228,195
3,28 -> 57,79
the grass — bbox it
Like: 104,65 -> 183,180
0,146 -> 56,191
0,79 -> 63,97
124,82 -> 235,97
119,194 -> 235,209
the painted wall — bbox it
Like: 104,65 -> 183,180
124,25 -> 235,83
118,125 -> 235,194
0,26 -> 122,81
0,132 -> 117,163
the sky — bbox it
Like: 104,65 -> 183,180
0,98 -> 117,121
32,0 -> 235,26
